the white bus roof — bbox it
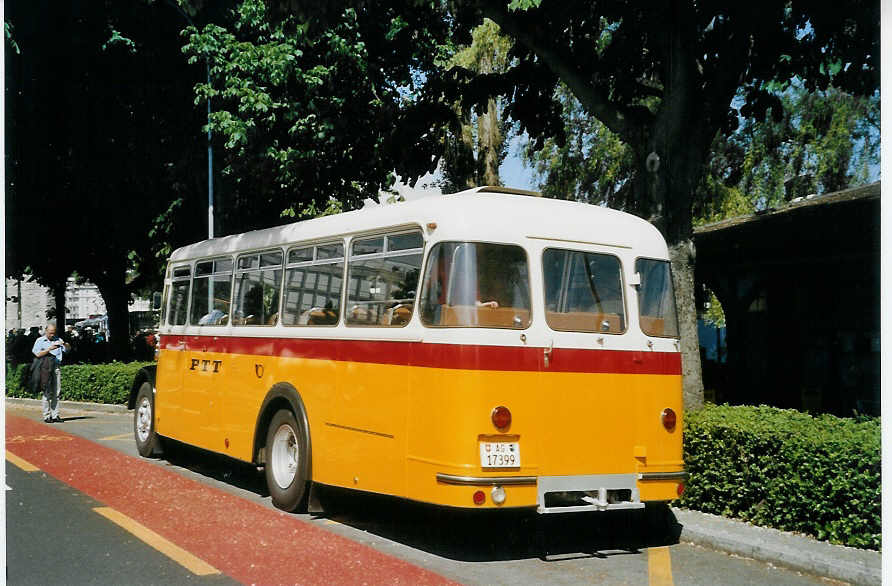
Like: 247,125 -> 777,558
168,186 -> 669,263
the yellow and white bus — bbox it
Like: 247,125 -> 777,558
130,186 -> 686,513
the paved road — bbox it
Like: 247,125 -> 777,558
6,461 -> 238,586
6,404 -> 832,585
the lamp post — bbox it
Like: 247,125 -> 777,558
167,1 -> 214,239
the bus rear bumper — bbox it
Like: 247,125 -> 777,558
432,470 -> 687,511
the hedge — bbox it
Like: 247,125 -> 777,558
680,403 -> 880,550
6,361 -> 153,405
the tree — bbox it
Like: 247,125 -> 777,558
446,1 -> 879,407
6,1 -> 214,358
184,1 -> 878,407
525,83 -> 880,226
182,0 -> 458,229
438,19 -> 513,191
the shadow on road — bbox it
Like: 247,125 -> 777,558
157,438 -> 270,497
316,486 -> 682,562
154,441 -> 681,563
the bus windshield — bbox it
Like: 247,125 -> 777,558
420,241 -> 531,329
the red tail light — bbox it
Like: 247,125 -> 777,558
491,406 -> 511,430
473,490 -> 486,505
677,483 -> 685,497
661,408 -> 677,431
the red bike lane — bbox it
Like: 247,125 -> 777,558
6,414 -> 457,585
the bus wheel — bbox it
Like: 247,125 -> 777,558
264,409 -> 308,512
134,382 -> 159,458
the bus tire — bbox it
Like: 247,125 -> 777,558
264,408 -> 309,512
133,382 -> 159,458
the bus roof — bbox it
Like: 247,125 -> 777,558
168,186 -> 669,263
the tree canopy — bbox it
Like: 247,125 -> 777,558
523,82 -> 880,225
6,1 -> 214,356
6,0 -> 879,388
182,0 -> 457,230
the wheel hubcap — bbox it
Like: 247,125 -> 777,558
136,397 -> 151,443
271,424 -> 298,489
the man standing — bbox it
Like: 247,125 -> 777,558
32,323 -> 70,423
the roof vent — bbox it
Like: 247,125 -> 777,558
476,186 -> 542,197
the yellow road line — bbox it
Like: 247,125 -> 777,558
93,507 -> 220,576
6,451 -> 39,472
648,546 -> 674,586
99,433 -> 132,441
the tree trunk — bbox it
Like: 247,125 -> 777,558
478,97 -> 502,186
638,122 -> 708,411
53,280 -> 66,332
92,272 -> 133,362
668,240 -> 704,410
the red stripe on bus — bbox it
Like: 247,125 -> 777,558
161,334 -> 682,375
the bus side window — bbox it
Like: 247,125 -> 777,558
282,242 -> 345,326
345,231 -> 423,327
233,251 -> 283,326
191,258 -> 233,326
169,266 -> 191,326
635,258 -> 679,338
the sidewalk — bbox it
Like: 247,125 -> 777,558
5,397 -> 882,584
6,396 -> 128,415
672,507 -> 880,585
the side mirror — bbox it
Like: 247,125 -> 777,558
152,292 -> 163,311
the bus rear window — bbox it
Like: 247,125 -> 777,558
420,242 -> 531,329
635,258 -> 679,338
543,249 -> 625,333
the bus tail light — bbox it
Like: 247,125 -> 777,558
491,486 -> 506,505
491,406 -> 511,431
677,483 -> 685,497
473,490 -> 486,505
661,408 -> 676,431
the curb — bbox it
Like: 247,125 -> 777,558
672,507 -> 881,585
5,396 -> 129,415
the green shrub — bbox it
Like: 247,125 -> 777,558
6,361 -> 153,405
680,404 -> 880,550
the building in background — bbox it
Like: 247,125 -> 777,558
695,182 -> 880,416
5,276 -> 153,334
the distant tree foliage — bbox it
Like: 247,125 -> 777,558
438,19 -> 513,191
524,83 -> 880,226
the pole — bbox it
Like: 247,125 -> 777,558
207,61 -> 214,239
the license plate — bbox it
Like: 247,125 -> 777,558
479,442 -> 521,468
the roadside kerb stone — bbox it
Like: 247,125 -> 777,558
672,506 -> 880,585
5,396 -> 128,415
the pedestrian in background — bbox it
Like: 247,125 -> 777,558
31,323 -> 70,423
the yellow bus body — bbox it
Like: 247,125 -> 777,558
154,338 -> 682,510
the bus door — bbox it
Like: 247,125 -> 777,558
536,246 -> 633,479
181,334 -> 223,449
180,257 -> 233,451
155,266 -> 191,438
